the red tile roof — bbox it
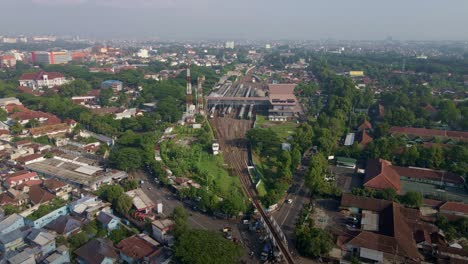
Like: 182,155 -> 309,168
389,126 -> 468,141
15,153 -> 44,164
358,120 -> 372,131
364,159 -> 401,193
29,123 -> 70,137
15,179 -> 43,191
17,86 -> 43,96
5,103 -> 29,114
422,199 -> 445,208
0,192 -> 16,205
15,140 -> 32,147
29,185 -> 55,205
116,235 -> 158,260
268,84 -> 297,103
342,195 -> 422,261
341,193 -> 392,211
43,178 -> 67,191
392,166 -> 464,185
5,171 -> 38,185
356,130 -> 373,145
439,201 -> 468,215
86,89 -> 101,97
19,71 -> 65,81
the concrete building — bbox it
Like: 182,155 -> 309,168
26,156 -> 127,191
0,228 -> 27,253
268,84 -> 299,121
126,189 -> 155,214
19,71 -> 70,90
136,49 -> 149,58
97,210 -> 120,232
101,80 -> 123,91
225,41 -> 235,49
74,238 -> 119,264
43,245 -> 70,264
26,205 -> 68,229
0,214 -> 25,235
27,229 -> 56,256
116,234 -> 160,263
0,54 -> 16,68
363,159 -> 466,199
151,219 -> 175,246
31,51 -> 71,65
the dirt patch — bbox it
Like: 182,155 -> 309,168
176,137 -> 197,147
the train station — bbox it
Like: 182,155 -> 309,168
206,83 -> 300,121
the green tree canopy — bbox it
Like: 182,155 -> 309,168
295,219 -> 333,258
174,229 -> 242,264
115,194 -> 133,215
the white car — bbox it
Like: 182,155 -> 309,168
286,199 -> 293,204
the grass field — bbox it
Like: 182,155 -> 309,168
255,115 -> 298,140
197,153 -> 241,196
256,180 -> 267,197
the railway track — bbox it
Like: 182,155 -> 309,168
211,117 -> 295,264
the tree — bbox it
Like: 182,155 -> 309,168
438,100 -> 460,125
99,88 -> 114,106
156,96 -> 182,123
305,153 -> 329,195
59,79 -> 92,97
10,122 -> 24,135
97,184 -> 124,204
123,180 -> 138,191
68,232 -> 89,250
83,220 -> 99,236
109,228 -> 130,244
401,191 -> 422,208
108,147 -> 143,171
114,194 -> 133,215
172,206 -> 189,235
0,108 -> 7,121
3,204 -> 20,215
219,190 -> 247,217
376,188 -> 397,201
174,229 -> 242,264
295,219 -> 333,258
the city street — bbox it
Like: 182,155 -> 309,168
272,164 -> 311,257
130,171 -> 260,263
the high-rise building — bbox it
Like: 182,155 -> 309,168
136,49 -> 149,58
225,41 -> 235,49
31,51 -> 71,65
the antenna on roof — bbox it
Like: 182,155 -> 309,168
186,59 -> 192,115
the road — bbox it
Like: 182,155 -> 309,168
271,164 -> 311,262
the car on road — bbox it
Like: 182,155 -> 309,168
148,187 -> 152,190
286,199 -> 293,204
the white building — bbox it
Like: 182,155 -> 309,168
19,71 -> 70,90
225,41 -> 235,49
151,219 -> 175,246
137,49 -> 149,58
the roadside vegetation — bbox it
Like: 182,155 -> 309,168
172,207 -> 243,264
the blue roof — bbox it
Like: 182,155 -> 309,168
102,80 -> 122,84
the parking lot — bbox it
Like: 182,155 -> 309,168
329,165 -> 363,193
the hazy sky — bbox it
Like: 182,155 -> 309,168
1,0 -> 468,40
